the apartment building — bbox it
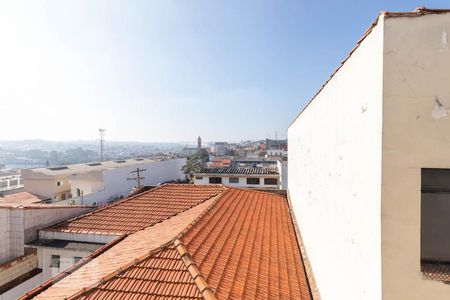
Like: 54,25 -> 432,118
288,8 -> 450,300
0,171 -> 23,194
22,158 -> 186,205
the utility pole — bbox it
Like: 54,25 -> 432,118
127,168 -> 146,189
99,128 -> 106,162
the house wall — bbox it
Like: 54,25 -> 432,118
381,13 -> 450,299
287,17 -> 384,300
194,175 -> 280,189
22,170 -> 70,200
68,158 -> 186,206
36,246 -> 92,281
0,248 -> 37,288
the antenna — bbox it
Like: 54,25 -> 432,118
127,168 -> 146,189
99,128 -> 106,162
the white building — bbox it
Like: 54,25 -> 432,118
288,8 -> 450,300
0,171 -> 23,194
0,203 -> 92,300
194,160 -> 287,189
22,158 -> 186,205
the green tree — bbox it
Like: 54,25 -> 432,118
181,154 -> 202,183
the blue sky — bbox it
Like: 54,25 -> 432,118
1,1 -> 448,143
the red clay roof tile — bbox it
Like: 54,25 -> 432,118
22,186 -> 312,300
47,184 -> 226,235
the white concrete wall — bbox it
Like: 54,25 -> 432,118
23,207 -> 93,243
38,231 -> 116,244
288,17 -> 384,300
381,13 -> 450,299
68,158 -> 186,205
36,247 -> 92,281
194,175 -> 279,189
0,209 -> 11,264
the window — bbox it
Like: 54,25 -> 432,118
0,181 -> 7,188
77,188 -> 81,197
195,176 -> 203,180
50,255 -> 60,268
56,181 -> 62,186
73,256 -> 82,264
209,177 -> 222,184
246,178 -> 260,185
229,177 -> 239,184
264,178 -> 278,185
421,168 -> 450,263
9,179 -> 18,187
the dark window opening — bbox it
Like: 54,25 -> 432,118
246,178 -> 260,185
421,168 -> 450,264
264,178 -> 278,185
195,176 -> 203,180
229,177 -> 239,184
73,256 -> 82,264
209,177 -> 222,184
50,255 -> 60,268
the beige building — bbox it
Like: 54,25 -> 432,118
288,8 -> 450,300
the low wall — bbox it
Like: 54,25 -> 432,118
0,248 -> 37,288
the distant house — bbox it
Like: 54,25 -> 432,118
194,160 -> 287,189
0,170 -> 24,194
21,158 -> 186,205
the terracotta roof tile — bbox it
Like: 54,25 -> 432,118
23,186 -> 312,300
181,188 -> 311,299
47,184 -> 226,235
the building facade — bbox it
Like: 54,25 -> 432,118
288,9 -> 450,300
22,158 -> 186,205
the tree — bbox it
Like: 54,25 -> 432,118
181,153 -> 202,183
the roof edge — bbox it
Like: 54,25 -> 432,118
288,7 -> 450,128
18,234 -> 129,300
285,191 -> 319,300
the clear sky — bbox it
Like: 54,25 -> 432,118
1,1 -> 448,143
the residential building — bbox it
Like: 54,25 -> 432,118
21,158 -> 186,205
0,171 -> 23,194
19,185 -> 313,300
198,136 -> 202,149
0,202 -> 92,300
194,160 -> 287,189
288,8 -> 450,300
266,139 -> 287,151
211,142 -> 229,156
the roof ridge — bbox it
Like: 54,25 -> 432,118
174,239 -> 217,300
66,240 -> 176,300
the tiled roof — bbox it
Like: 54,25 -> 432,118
181,188 -> 310,299
46,184 -> 226,235
22,186 -> 312,300
79,246 -> 202,300
198,167 -> 279,175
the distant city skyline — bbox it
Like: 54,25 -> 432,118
1,1 -> 448,142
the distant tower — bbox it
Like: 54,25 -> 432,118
198,136 -> 202,149
99,128 -> 106,162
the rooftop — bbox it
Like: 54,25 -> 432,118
0,192 -> 43,206
197,167 -> 279,175
23,157 -> 164,176
21,186 -> 312,300
45,184 -> 226,235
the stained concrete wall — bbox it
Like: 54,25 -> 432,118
381,13 -> 450,299
288,16 -> 384,300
